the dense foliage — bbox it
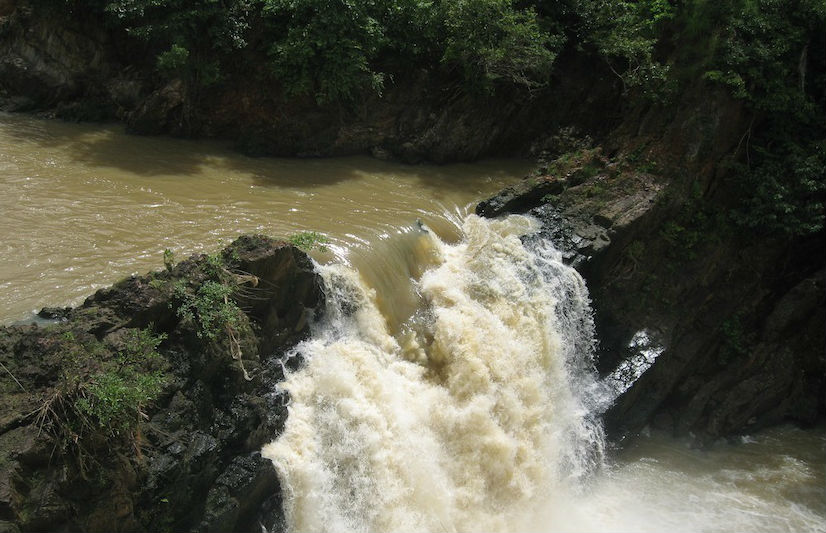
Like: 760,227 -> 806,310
41,0 -> 669,100
709,0 -> 825,236
667,0 -> 825,236
33,0 -> 825,234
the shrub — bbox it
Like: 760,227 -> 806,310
587,0 -> 674,96
156,44 -> 190,75
439,0 -> 559,92
730,138 -> 825,236
288,231 -> 330,252
36,327 -> 168,451
712,0 -> 825,236
171,253 -> 254,380
175,280 -> 242,341
263,0 -> 388,103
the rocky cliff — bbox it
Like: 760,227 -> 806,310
477,92 -> 826,443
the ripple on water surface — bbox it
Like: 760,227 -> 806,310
0,112 -> 530,323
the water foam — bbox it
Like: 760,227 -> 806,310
262,214 -> 604,532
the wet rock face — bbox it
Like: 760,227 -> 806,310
0,0 -> 15,17
0,236 -> 323,532
0,5 -> 114,113
606,261 -> 825,440
477,154 -> 826,445
478,156 -> 665,273
125,79 -> 186,135
475,178 -> 566,219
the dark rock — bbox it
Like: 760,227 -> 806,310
477,151 -> 825,445
0,236 -> 325,532
476,177 -> 565,218
199,452 -> 280,533
223,235 -> 323,356
126,79 -> 186,135
36,307 -> 71,321
763,268 -> 825,341
0,522 -> 20,533
0,6 -> 113,110
0,0 -> 16,17
597,230 -> 826,445
106,76 -> 143,114
0,96 -> 34,112
482,169 -> 665,274
370,145 -> 393,161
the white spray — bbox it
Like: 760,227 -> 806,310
262,214 -> 606,532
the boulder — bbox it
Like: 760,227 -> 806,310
0,235 -> 324,532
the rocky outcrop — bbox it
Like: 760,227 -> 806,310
597,230 -> 825,443
0,4 -> 117,114
0,235 -> 323,532
478,141 -> 826,445
478,147 -> 666,268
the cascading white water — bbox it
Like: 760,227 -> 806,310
4,113 -> 820,532
262,214 -> 607,532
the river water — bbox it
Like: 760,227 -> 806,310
2,114 -> 824,532
0,112 -> 527,324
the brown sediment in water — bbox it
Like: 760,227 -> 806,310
0,112 -> 530,324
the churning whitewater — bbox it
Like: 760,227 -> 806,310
262,214 -> 607,532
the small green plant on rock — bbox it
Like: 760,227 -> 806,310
584,181 -> 609,199
289,231 -> 330,252
34,327 -> 168,469
637,159 -> 658,174
174,280 -> 241,342
163,248 -> 176,272
172,253 -> 257,380
148,277 -> 167,290
75,329 -> 167,435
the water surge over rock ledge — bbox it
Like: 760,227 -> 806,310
263,215 -> 606,532
1,211 -> 823,532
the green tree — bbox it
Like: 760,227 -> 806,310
439,0 -> 560,92
702,0 -> 826,235
262,0 -> 388,103
105,0 -> 257,86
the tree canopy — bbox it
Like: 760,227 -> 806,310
34,0 -> 826,235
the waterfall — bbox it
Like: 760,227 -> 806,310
262,214 -> 606,532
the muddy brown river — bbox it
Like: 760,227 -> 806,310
0,112 -> 528,324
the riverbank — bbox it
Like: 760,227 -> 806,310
0,5 -> 582,163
